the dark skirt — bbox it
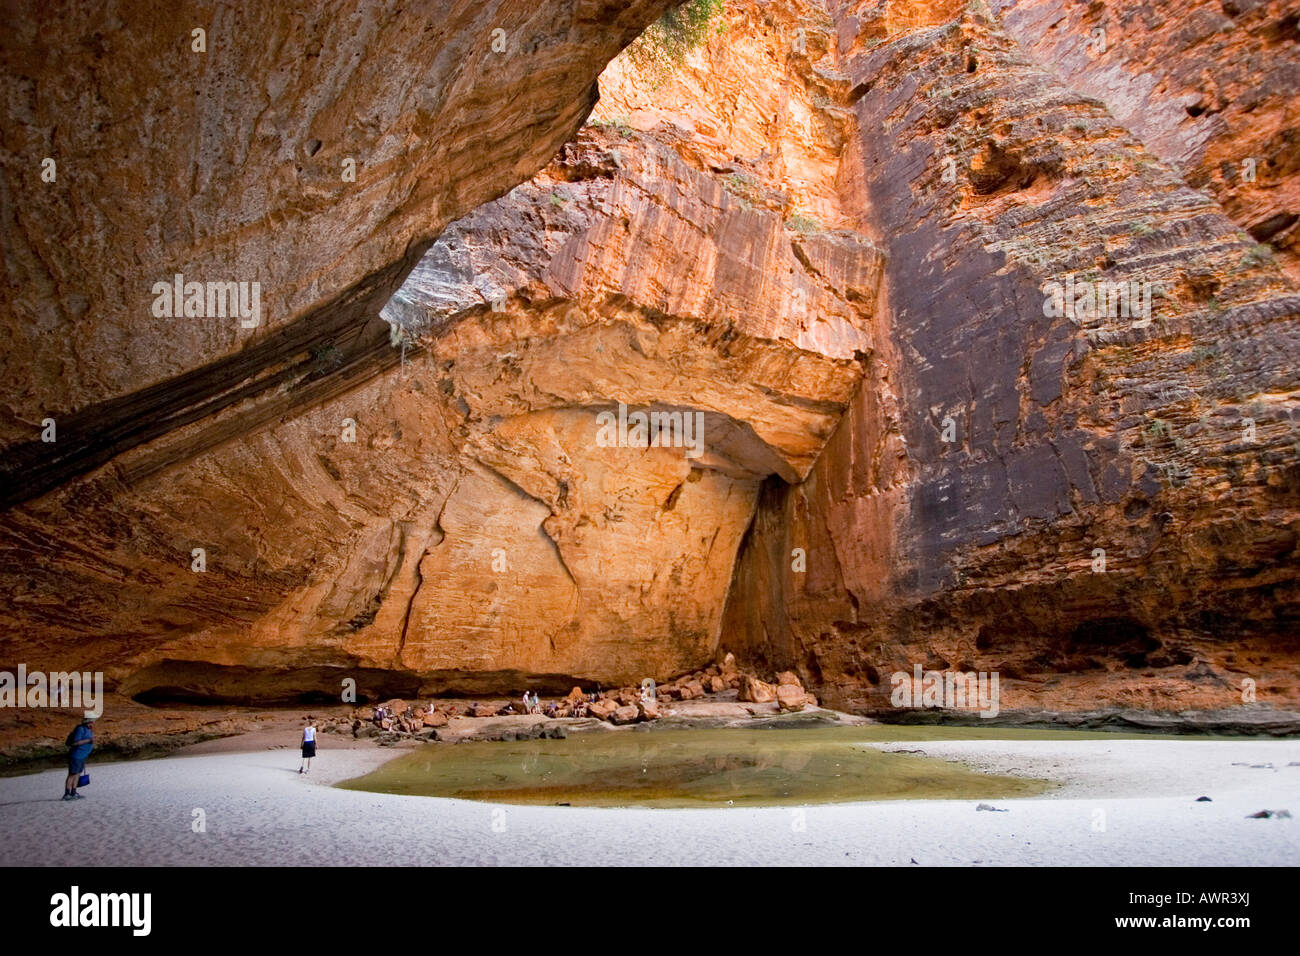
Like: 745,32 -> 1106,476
301,741 -> 316,758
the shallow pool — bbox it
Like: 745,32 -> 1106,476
337,725 -> 1060,807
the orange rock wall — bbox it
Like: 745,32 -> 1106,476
721,0 -> 1300,714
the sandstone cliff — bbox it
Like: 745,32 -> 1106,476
0,0 -> 675,500
722,0 -> 1300,714
1,0 -> 1296,715
0,0 -> 682,699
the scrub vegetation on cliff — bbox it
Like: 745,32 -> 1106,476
623,0 -> 727,84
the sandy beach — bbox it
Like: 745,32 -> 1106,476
1,732 -> 1297,866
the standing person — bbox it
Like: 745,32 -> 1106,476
63,714 -> 95,801
299,717 -> 317,774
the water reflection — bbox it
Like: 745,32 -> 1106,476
339,726 -> 1052,807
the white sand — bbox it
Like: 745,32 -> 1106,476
1,736 -> 1297,866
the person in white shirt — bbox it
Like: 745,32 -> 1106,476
299,718 -> 317,773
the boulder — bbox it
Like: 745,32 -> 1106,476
684,680 -> 705,698
776,683 -> 807,712
589,698 -> 618,720
738,674 -> 777,703
707,675 -> 726,693
422,711 -> 449,728
382,698 -> 410,716
611,705 -> 641,725
776,671 -> 801,687
637,699 -> 662,720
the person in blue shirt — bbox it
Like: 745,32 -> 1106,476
63,714 -> 95,801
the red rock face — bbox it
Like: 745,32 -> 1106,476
992,0 -> 1300,280
1,0 -> 1296,715
0,0 -> 681,699
364,126 -> 882,688
0,0 -> 676,495
0,0 -> 887,699
722,0 -> 1300,715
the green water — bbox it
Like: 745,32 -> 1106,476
335,725 -> 1096,807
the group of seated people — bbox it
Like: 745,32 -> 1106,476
514,691 -> 566,717
369,690 -> 617,725
499,690 -> 604,718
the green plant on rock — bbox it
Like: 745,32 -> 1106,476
786,213 -> 823,234
721,171 -> 761,208
1238,242 -> 1275,269
588,115 -> 633,138
311,343 -> 344,373
623,0 -> 727,84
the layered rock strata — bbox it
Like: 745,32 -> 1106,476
722,0 -> 1300,714
992,0 -> 1300,280
1,0 -> 1296,715
0,0 -> 675,500
0,0 -> 886,698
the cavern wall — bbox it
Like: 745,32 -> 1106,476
722,0 -> 1300,714
0,0 -> 891,699
0,0 -> 682,699
0,0 -> 676,503
2,0 -> 1296,712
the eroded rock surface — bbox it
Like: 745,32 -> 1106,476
993,0 -> 1300,279
0,0 -> 675,499
1,0 -> 1296,715
0,1 -> 885,698
722,0 -> 1300,715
